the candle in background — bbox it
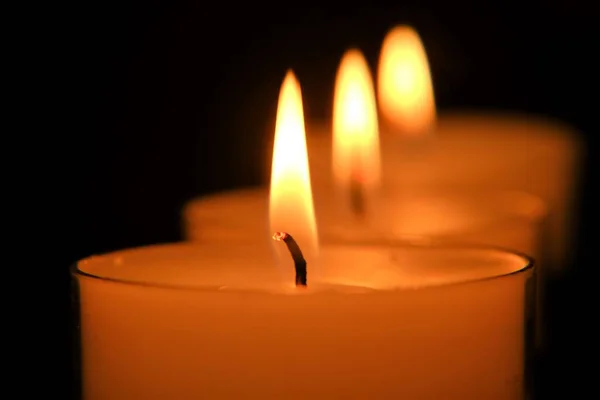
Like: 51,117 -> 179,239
374,25 -> 582,274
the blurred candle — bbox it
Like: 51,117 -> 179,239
374,25 -> 582,273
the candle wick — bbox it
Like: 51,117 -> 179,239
272,232 -> 307,287
349,152 -> 366,218
349,176 -> 365,218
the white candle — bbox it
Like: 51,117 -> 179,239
74,241 -> 534,399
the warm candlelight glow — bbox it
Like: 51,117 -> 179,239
269,70 -> 318,254
332,49 -> 381,191
377,25 -> 436,136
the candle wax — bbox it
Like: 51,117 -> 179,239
74,242 -> 533,399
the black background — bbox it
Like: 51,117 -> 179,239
64,1 -> 595,398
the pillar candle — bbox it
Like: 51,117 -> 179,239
73,241 -> 534,400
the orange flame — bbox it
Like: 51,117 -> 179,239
269,70 -> 318,254
332,49 -> 381,191
377,25 -> 436,137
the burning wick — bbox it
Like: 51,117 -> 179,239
349,157 -> 366,217
349,173 -> 365,217
272,231 -> 307,287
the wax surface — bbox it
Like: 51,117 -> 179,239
75,243 -> 533,399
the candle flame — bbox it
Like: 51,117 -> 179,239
332,49 -> 381,191
269,70 -> 318,254
377,25 -> 436,137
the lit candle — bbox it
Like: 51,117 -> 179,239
74,72 -> 535,396
375,25 -> 581,273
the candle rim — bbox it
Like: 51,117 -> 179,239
71,241 -> 534,295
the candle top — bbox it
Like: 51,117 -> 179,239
74,242 -> 532,295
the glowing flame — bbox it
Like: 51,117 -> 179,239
377,25 -> 436,136
332,49 -> 381,190
269,70 -> 318,254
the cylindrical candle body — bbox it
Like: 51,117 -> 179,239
73,243 -> 534,399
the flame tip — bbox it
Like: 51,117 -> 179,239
341,48 -> 368,65
345,47 -> 363,55
387,24 -> 418,35
283,69 -> 299,84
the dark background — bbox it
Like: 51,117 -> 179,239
64,1 -> 595,398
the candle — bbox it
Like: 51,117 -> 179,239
74,242 -> 535,399
374,25 -> 581,273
